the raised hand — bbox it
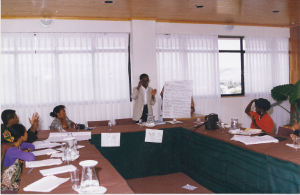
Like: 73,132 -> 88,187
29,112 -> 39,125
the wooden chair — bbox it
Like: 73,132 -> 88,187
277,126 -> 294,136
115,118 -> 136,125
87,120 -> 109,127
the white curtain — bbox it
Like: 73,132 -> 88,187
243,36 -> 290,133
1,33 -> 131,130
156,34 -> 222,120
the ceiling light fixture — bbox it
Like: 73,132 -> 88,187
272,10 -> 280,13
195,5 -> 204,8
104,1 -> 113,3
40,19 -> 54,28
224,25 -> 234,32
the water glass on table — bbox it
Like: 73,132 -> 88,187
220,122 -> 225,133
138,119 -> 142,126
58,125 -> 62,133
70,169 -> 80,190
196,118 -> 201,124
173,118 -> 177,124
76,124 -> 80,132
293,137 -> 300,150
216,121 -> 220,131
108,120 -> 113,130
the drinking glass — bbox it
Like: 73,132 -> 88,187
70,169 -> 80,190
76,124 -> 80,132
173,118 -> 177,124
216,121 -> 220,131
220,122 -> 225,133
196,118 -> 201,124
58,125 -> 62,133
138,119 -> 142,126
64,149 -> 71,165
293,137 -> 300,150
108,120 -> 112,130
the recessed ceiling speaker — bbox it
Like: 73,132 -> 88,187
224,25 -> 234,32
40,19 -> 54,28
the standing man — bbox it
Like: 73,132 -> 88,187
131,74 -> 157,122
1,110 -> 39,143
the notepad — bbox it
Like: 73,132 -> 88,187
23,175 -> 70,192
39,165 -> 77,176
26,159 -> 63,168
231,135 -> 279,145
32,149 -> 58,156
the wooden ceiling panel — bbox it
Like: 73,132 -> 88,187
1,0 -> 300,27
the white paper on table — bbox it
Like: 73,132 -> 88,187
101,133 -> 121,147
32,149 -> 58,156
23,175 -> 70,192
231,135 -> 279,145
26,159 -> 62,168
145,129 -> 163,143
286,143 -> 300,149
162,80 -> 193,119
32,141 -> 61,150
50,153 -> 64,158
166,121 -> 183,124
240,128 -> 262,135
182,184 -> 198,190
39,165 -> 77,176
56,145 -> 85,151
47,132 -> 91,142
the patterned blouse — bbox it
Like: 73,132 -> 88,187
50,116 -> 72,130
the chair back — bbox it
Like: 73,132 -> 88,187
277,126 -> 294,136
115,118 -> 136,125
87,120 -> 109,127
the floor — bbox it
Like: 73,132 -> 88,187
126,172 -> 214,194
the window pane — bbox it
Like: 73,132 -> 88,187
218,38 -> 240,50
219,53 -> 242,95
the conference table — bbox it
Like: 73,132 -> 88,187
18,119 -> 300,194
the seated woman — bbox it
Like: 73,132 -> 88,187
160,86 -> 195,115
1,124 -> 35,191
50,105 -> 75,130
245,98 -> 274,133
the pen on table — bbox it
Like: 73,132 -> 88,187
27,168 -> 33,174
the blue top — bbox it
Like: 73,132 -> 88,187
4,142 -> 35,167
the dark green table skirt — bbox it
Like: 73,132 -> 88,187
89,127 -> 300,193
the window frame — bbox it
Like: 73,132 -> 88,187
218,36 -> 245,97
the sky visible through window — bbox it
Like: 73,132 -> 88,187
218,37 -> 244,95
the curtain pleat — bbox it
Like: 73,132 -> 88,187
156,34 -> 222,120
243,36 -> 290,132
1,33 -> 131,130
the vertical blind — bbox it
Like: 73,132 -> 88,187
243,36 -> 290,132
1,33 -> 131,130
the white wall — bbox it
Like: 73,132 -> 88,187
1,19 -> 290,126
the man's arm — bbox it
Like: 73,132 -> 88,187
131,87 -> 140,100
131,80 -> 143,100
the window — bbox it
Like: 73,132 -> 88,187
218,36 -> 245,96
1,33 -> 132,130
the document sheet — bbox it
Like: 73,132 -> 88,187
162,80 -> 193,119
101,133 -> 121,147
